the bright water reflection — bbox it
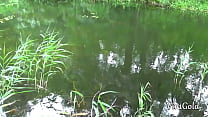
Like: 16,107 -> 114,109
26,93 -> 75,117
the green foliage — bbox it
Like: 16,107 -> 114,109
70,90 -> 85,109
0,44 -> 33,107
173,46 -> 196,85
173,46 -> 208,83
0,1 -> 19,16
68,90 -> 118,116
0,31 -> 69,112
0,0 -> 18,24
199,62 -> 208,81
91,91 -> 118,117
19,0 -> 208,14
77,0 -> 208,13
170,0 -> 208,13
135,82 -> 154,117
14,31 -> 70,89
0,46 -> 33,115
68,89 -> 154,116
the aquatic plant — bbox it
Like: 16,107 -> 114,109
0,44 -> 33,101
0,31 -> 69,115
135,82 -> 154,117
0,45 -> 33,116
173,46 -> 196,85
70,90 -> 85,109
34,32 -> 69,88
198,62 -> 208,81
13,31 -> 70,89
68,90 -> 118,116
91,91 -> 118,117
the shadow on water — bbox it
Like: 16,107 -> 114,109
2,0 -> 208,116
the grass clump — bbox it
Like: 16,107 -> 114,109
0,44 -> 33,116
91,91 -> 118,117
70,90 -> 85,109
68,87 -> 154,117
0,45 -> 33,104
24,0 -> 208,14
170,0 -> 208,13
135,82 -> 154,117
173,46 -> 208,83
67,90 -> 118,117
79,0 -> 208,14
173,47 -> 194,84
0,0 -> 19,24
198,62 -> 208,81
0,1 -> 18,15
0,30 -> 70,115
35,32 -> 69,88
15,31 -> 70,88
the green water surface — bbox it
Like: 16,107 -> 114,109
1,1 -> 208,116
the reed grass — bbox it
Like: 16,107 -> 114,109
0,31 -> 70,115
135,82 -> 154,117
91,91 -> 118,117
0,44 -> 33,116
15,31 -> 70,89
70,90 -> 85,109
173,46 -> 208,84
68,88 -> 154,116
68,90 -> 118,116
0,44 -> 32,103
173,47 -> 196,85
199,62 -> 208,81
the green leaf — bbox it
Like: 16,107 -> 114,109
71,90 -> 84,98
101,101 -> 115,112
98,100 -> 107,113
99,91 -> 118,96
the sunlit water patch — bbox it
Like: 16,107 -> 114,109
26,93 -> 75,117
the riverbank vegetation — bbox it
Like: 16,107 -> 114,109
173,47 -> 208,83
1,0 -> 208,15
25,0 -> 208,14
92,0 -> 208,13
0,31 -> 69,115
0,1 -> 17,24
69,83 -> 154,117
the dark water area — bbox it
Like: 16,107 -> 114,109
1,1 -> 208,116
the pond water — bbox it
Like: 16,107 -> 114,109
1,1 -> 208,117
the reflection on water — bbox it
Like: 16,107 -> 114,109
120,102 -> 131,117
185,74 -> 208,116
161,93 -> 180,117
150,48 -> 192,72
2,1 -> 208,116
151,51 -> 168,72
26,93 -> 75,117
107,51 -> 120,67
